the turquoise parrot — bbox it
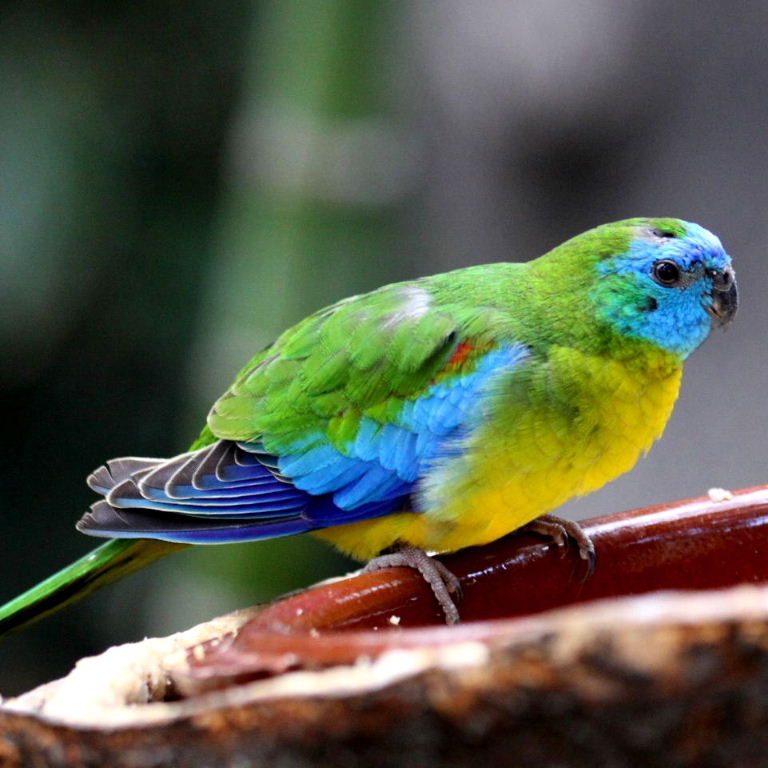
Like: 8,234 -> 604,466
0,218 -> 737,633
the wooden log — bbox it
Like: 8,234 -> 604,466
1,485 -> 768,767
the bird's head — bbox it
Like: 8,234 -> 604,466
592,218 -> 737,359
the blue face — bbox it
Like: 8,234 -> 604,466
595,221 -> 737,359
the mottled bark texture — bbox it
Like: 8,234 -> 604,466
3,486 -> 768,767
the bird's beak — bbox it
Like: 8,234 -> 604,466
706,266 -> 738,327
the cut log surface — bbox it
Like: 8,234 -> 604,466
2,485 -> 768,767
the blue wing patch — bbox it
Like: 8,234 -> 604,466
77,343 -> 529,544
268,343 -> 528,505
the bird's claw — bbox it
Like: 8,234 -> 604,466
362,544 -> 462,624
523,513 -> 597,579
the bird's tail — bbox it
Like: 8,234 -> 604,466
0,538 -> 184,639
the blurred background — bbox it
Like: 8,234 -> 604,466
1,0 -> 766,694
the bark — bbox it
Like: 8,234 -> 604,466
2,485 -> 768,767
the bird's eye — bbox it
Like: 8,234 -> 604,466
652,260 -> 682,286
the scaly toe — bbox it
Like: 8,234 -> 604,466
362,544 -> 462,624
522,513 -> 597,578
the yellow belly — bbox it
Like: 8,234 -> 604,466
315,346 -> 683,561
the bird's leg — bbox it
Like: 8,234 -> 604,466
523,513 -> 597,578
361,543 -> 462,624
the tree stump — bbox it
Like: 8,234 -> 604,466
2,485 -> 768,767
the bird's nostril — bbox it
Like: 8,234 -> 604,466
707,268 -> 734,290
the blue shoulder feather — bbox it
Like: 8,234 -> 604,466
78,343 -> 528,544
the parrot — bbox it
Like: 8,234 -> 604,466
0,217 -> 737,635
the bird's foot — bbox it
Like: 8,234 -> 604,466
362,544 -> 462,624
523,513 -> 597,578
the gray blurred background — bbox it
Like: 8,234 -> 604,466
1,0 -> 766,694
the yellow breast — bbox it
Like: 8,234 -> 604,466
315,345 -> 683,560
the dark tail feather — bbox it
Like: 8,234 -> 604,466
0,538 -> 184,639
